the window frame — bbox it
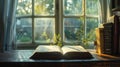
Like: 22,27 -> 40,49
15,0 -> 100,49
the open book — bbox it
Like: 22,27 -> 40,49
30,45 -> 93,60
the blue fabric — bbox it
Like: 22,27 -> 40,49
0,0 -> 17,52
0,0 -> 5,52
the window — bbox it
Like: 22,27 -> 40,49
16,0 -> 100,48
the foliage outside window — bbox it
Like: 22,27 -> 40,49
16,0 -> 100,49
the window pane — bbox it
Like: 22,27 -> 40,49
34,0 -> 55,16
34,18 -> 55,43
64,18 -> 84,43
63,0 -> 83,16
86,0 -> 98,15
16,18 -> 32,43
16,0 -> 32,16
86,18 -> 98,41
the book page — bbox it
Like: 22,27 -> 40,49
62,45 -> 88,54
33,45 -> 62,53
61,45 -> 93,59
30,45 -> 63,60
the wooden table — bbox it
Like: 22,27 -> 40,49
0,50 -> 120,67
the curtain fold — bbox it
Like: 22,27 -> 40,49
99,0 -> 112,23
5,0 -> 17,51
0,0 -> 17,52
0,0 -> 5,52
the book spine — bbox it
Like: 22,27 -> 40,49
95,28 -> 104,55
103,24 -> 113,55
113,15 -> 119,55
118,17 -> 120,55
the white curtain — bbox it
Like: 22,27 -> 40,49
99,0 -> 112,23
0,0 -> 17,52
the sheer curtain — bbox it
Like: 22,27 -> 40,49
0,0 -> 17,52
99,0 -> 112,23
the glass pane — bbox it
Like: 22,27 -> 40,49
16,18 -> 32,43
34,18 -> 55,43
63,0 -> 83,16
86,18 -> 98,41
34,0 -> 55,16
86,0 -> 99,15
16,0 -> 32,16
64,18 -> 84,43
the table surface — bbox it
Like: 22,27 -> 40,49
0,49 -> 120,62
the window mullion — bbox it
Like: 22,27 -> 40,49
60,0 -> 63,45
83,0 -> 86,38
32,0 -> 35,44
55,0 -> 60,35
